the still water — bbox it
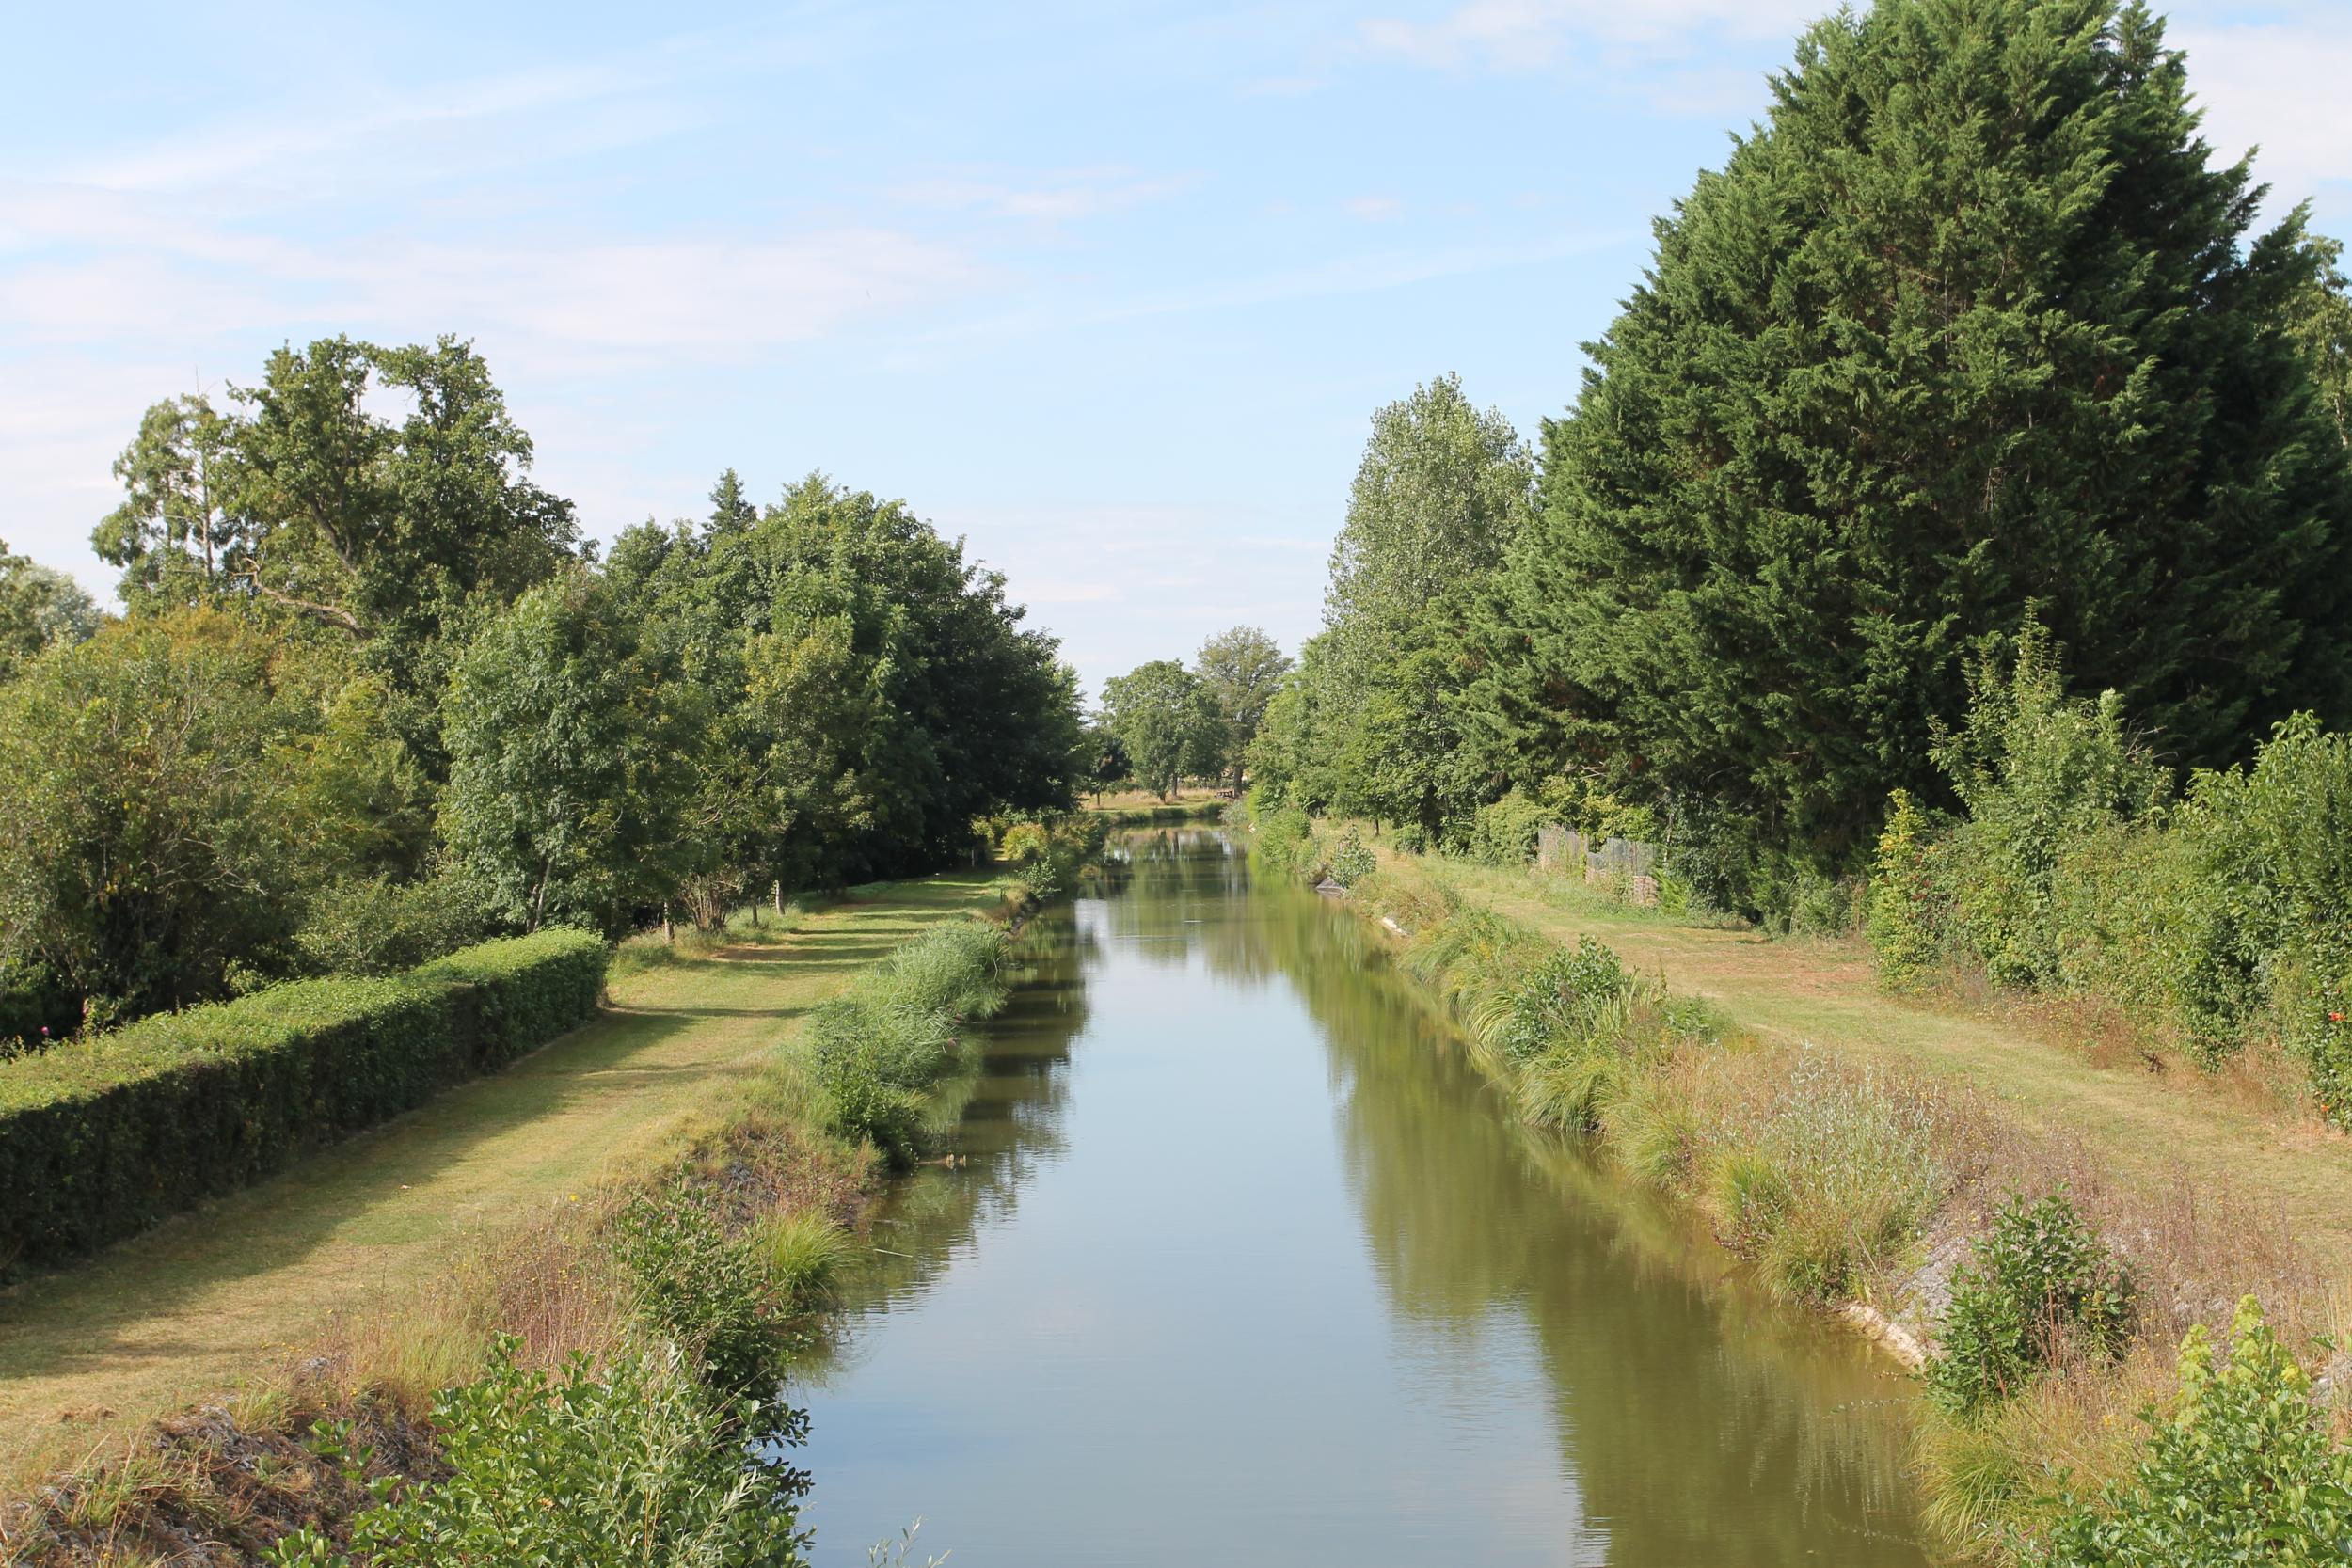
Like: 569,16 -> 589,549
797,831 -> 1932,1566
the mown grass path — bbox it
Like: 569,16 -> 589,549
1391,851 -> 2352,1275
0,870 -> 1000,1480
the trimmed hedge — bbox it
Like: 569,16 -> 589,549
0,928 -> 608,1272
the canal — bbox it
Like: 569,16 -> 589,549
797,829 -> 1931,1565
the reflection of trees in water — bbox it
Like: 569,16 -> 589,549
798,911 -> 1098,1386
805,835 -> 1925,1561
1094,830 -> 1263,977
1236,863 -> 1929,1566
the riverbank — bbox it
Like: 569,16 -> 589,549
0,868 -> 1005,1561
1240,809 -> 2349,1559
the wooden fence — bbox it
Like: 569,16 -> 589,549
1534,826 -> 1661,906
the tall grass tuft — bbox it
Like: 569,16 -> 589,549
807,920 -> 1009,1166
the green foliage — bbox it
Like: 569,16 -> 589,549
290,871 -> 489,978
1933,625 -> 2170,988
612,1184 -> 793,1401
421,928 -> 610,1069
441,572 -> 707,937
0,930 -> 606,1271
1467,789 -> 1549,867
0,537 -> 102,682
268,1338 -> 810,1568
1101,658 -> 1223,799
806,922 -> 1008,1166
1326,828 -> 1376,888
1495,0 -> 2352,863
1868,791 -> 1947,985
1870,627 -> 2352,1110
1928,1192 -> 2135,1418
1710,1054 -> 1950,1303
1193,626 -> 1293,790
2041,1298 -> 2352,1567
1249,375 -> 1533,842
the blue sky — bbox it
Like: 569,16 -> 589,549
6,1 -> 2349,698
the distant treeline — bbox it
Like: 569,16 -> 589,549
0,338 -> 1084,1037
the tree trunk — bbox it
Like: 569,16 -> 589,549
662,904 -> 675,944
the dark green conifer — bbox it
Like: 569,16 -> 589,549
1502,0 -> 2352,859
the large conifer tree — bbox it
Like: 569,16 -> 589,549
1501,0 -> 2352,859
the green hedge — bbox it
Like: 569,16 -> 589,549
0,928 -> 608,1272
421,929 -> 612,1071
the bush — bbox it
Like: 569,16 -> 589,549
292,873 -> 490,978
422,928 -> 608,1070
268,1339 -> 811,1568
2042,1297 -> 2351,1567
0,929 -> 609,1271
611,1183 -> 792,1401
0,959 -> 78,1056
1927,1191 -> 2135,1418
1327,828 -> 1375,887
1486,938 -> 1634,1068
1868,790 -> 1947,983
1467,790 -> 1549,867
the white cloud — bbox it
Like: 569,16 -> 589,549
887,166 -> 1196,223
2174,25 -> 2352,214
1359,0 -> 1817,73
1344,195 -> 1406,222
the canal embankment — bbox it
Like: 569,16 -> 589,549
1235,801 -> 2347,1558
0,867 -> 1016,1565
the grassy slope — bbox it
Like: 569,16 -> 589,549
0,870 -> 1001,1480
1385,850 -> 2352,1273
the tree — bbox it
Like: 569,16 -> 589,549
0,612 -> 300,1021
1264,375 -> 1533,840
1101,659 -> 1221,799
440,573 -> 705,934
1194,626 -> 1292,791
2285,232 -> 2352,449
1326,373 -> 1533,649
92,393 -> 246,612
1500,0 -> 2352,863
0,542 -> 101,682
1079,721 -> 1130,802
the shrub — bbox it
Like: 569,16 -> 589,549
2041,1297 -> 2352,1567
421,927 -> 608,1070
292,873 -> 490,978
1484,938 -> 1633,1067
1327,828 -> 1376,888
0,930 -> 609,1271
1868,790 -> 1947,983
1932,626 -> 2169,989
1467,790 -> 1549,867
1927,1191 -> 2135,1418
611,1183 -> 791,1401
267,1339 -> 811,1568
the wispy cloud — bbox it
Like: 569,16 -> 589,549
1344,195 -> 1406,222
887,166 -> 1197,223
2175,24 -> 2352,214
1359,0 -> 1816,74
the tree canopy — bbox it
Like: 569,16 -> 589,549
3,341 -> 1085,1031
1495,0 -> 2352,862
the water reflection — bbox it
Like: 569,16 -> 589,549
795,832 -> 1931,1566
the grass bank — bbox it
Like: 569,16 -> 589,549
0,868 -> 1006,1563
1241,803 -> 2352,1561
